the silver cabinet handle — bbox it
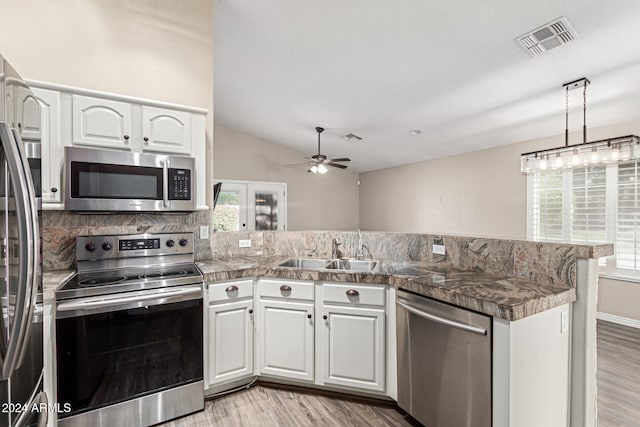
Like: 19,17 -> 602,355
161,159 -> 169,208
225,285 -> 239,292
280,285 -> 292,292
0,124 -> 38,380
346,289 -> 360,297
397,299 -> 488,336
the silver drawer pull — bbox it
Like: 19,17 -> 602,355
346,289 -> 360,297
225,285 -> 239,293
280,285 -> 292,292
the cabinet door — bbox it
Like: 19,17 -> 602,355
321,305 -> 385,392
258,299 -> 314,382
207,299 -> 254,386
72,95 -> 132,150
32,88 -> 62,204
17,86 -> 41,141
141,106 -> 192,154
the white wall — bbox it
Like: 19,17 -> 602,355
214,124 -> 360,230
0,0 -> 214,202
360,118 -> 640,321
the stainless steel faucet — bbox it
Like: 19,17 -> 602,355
356,229 -> 372,260
331,238 -> 343,259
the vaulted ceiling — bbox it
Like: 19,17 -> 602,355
214,0 -> 640,172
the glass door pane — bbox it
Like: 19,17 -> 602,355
213,183 -> 247,231
247,184 -> 286,231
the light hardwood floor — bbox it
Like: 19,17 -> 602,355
159,384 -> 415,427
597,320 -> 640,427
161,320 -> 639,427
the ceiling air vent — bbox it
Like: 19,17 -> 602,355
343,133 -> 363,142
516,17 -> 578,57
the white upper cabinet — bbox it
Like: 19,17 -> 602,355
142,106 -> 191,154
31,88 -> 63,204
72,95 -> 133,150
26,80 -> 209,210
17,87 -> 42,142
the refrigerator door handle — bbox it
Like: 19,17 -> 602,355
0,123 -> 39,379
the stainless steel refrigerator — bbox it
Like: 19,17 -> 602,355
0,55 -> 46,426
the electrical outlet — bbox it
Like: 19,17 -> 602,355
432,273 -> 446,285
433,244 -> 446,255
561,310 -> 569,333
199,225 -> 209,239
239,239 -> 251,248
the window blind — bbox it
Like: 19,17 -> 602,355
617,163 -> 639,270
528,161 -> 640,272
531,169 -> 564,241
571,166 -> 607,243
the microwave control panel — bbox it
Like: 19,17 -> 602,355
168,169 -> 191,200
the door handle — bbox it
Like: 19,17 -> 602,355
0,124 -> 38,380
397,299 -> 488,336
162,159 -> 169,208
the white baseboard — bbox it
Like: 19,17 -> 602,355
596,312 -> 640,329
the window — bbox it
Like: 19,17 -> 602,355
212,180 -> 287,232
528,162 -> 640,273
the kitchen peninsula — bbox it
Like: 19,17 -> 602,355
43,229 -> 611,427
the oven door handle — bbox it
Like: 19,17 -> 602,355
57,285 -> 202,312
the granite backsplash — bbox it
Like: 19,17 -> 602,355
41,211 -> 612,290
41,210 -> 213,270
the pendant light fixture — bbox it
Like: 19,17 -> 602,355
520,77 -> 639,173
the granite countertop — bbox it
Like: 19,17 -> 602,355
42,269 -> 75,302
42,256 -> 575,320
196,256 -> 575,321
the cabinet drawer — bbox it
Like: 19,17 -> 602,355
208,280 -> 253,302
322,283 -> 386,307
258,279 -> 314,301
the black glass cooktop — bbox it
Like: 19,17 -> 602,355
57,263 -> 202,300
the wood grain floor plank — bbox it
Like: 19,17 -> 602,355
597,320 -> 640,427
162,320 -> 639,426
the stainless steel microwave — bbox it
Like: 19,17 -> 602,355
64,146 -> 195,212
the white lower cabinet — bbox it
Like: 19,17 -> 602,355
319,282 -> 386,393
206,280 -> 255,389
320,305 -> 385,392
257,280 -> 315,382
207,278 -> 389,395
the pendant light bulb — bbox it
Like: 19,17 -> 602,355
317,164 -> 328,174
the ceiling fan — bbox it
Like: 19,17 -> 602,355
286,127 -> 351,174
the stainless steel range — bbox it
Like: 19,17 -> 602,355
55,232 -> 204,427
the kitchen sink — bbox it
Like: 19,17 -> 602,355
326,259 -> 379,272
278,258 -> 332,269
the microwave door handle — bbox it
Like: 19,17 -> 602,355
0,124 -> 38,379
162,160 -> 169,208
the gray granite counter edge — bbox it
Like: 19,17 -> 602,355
42,262 -> 577,321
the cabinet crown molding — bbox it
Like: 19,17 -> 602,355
25,79 -> 208,115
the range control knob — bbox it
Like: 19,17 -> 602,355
166,239 -> 175,248
102,242 -> 112,251
179,239 -> 188,247
85,242 -> 96,252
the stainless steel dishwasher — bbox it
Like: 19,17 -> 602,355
396,290 -> 492,427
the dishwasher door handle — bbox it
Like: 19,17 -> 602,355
397,299 -> 488,336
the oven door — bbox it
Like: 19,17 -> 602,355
55,285 -> 203,421
64,146 -> 195,212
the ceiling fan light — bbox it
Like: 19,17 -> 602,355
309,165 -> 318,174
317,164 -> 328,174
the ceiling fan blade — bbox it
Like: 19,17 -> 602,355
326,162 -> 348,169
328,157 -> 351,162
284,162 -> 314,168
